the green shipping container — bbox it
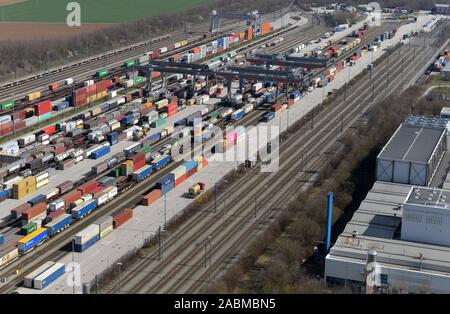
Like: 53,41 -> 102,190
124,60 -> 135,68
96,68 -> 109,78
109,168 -> 120,178
1,99 -> 14,111
207,110 -> 220,120
136,144 -> 151,154
21,222 -> 37,235
133,76 -> 145,85
150,118 -> 166,128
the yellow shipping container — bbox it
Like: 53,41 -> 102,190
27,91 -> 41,101
12,186 -> 36,199
145,101 -> 153,108
187,98 -> 196,106
13,177 -> 36,190
122,160 -> 133,169
180,40 -> 188,46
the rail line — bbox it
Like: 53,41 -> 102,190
101,34 -> 435,294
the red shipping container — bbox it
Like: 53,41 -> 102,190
77,180 -> 98,194
131,152 -> 145,163
47,208 -> 66,221
125,95 -> 132,102
140,107 -> 150,116
271,103 -> 282,112
13,109 -> 26,121
113,208 -> 133,229
151,72 -> 161,80
133,159 -> 146,172
63,190 -> 82,207
42,125 -> 56,135
14,120 -> 26,131
175,174 -> 187,187
116,114 -> 124,122
186,167 -> 197,178
34,100 -> 52,116
11,203 -> 32,219
142,189 -> 161,206
49,82 -> 59,91
22,202 -> 47,221
54,146 -> 66,155
202,159 -> 208,167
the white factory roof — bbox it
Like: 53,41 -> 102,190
406,186 -> 450,209
329,181 -> 450,278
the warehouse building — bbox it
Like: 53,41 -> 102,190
432,4 -> 450,15
376,117 -> 447,187
325,182 -> 450,293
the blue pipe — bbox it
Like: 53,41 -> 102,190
325,192 -> 333,254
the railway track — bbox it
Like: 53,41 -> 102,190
101,31 -> 437,294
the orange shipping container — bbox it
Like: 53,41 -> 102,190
142,189 -> 161,206
151,71 -> 161,79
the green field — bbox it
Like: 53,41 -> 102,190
0,0 -> 210,23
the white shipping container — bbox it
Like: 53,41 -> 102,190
74,224 -> 100,245
106,186 -> 118,200
49,199 -> 65,211
163,126 -> 174,135
170,165 -> 186,180
38,133 -> 50,142
81,194 -> 93,202
0,115 -> 12,124
100,225 -> 113,238
96,194 -> 109,206
36,179 -> 49,189
160,46 -> 168,54
35,171 -> 49,182
44,187 -> 59,200
33,262 -> 65,290
75,156 -> 84,163
108,90 -> 118,98
65,78 -> 74,85
84,79 -> 94,87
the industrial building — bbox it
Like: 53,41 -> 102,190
325,182 -> 450,293
432,4 -> 450,15
326,116 -> 450,293
376,117 -> 447,187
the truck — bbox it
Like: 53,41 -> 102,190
188,182 -> 206,198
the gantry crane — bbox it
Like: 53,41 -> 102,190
209,10 -> 262,35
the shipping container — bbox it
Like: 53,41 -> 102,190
113,208 -> 133,228
142,189 -> 161,206
71,199 -> 97,219
0,247 -> 19,270
45,214 -> 72,236
24,261 -> 55,288
33,262 -> 65,290
17,228 -> 48,254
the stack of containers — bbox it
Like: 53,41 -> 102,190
63,189 -> 82,208
170,165 -> 187,187
94,216 -> 113,238
113,208 -> 133,228
24,261 -> 55,288
22,202 -> 47,224
163,101 -> 178,117
77,180 -> 98,195
120,160 -> 133,176
11,203 -> 31,219
130,152 -> 146,171
12,176 -> 36,199
74,224 -> 100,252
184,160 -> 199,178
32,262 -> 65,290
35,171 -> 49,189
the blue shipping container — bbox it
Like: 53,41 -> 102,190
159,181 -> 174,196
101,103 -> 110,112
46,214 -> 72,236
71,200 -> 97,219
34,263 -> 65,290
74,234 -> 100,252
18,229 -> 48,253
0,234 -> 4,245
132,165 -> 153,182
28,194 -> 46,207
152,155 -> 171,169
262,112 -> 275,122
107,132 -> 118,145
155,174 -> 174,189
91,146 -> 111,159
174,119 -> 186,127
183,160 -> 198,172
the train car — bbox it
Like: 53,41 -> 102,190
45,214 -> 72,236
131,164 -> 154,182
17,228 -> 49,254
0,247 -> 19,270
151,154 -> 171,170
261,111 -> 275,122
71,199 -> 98,219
